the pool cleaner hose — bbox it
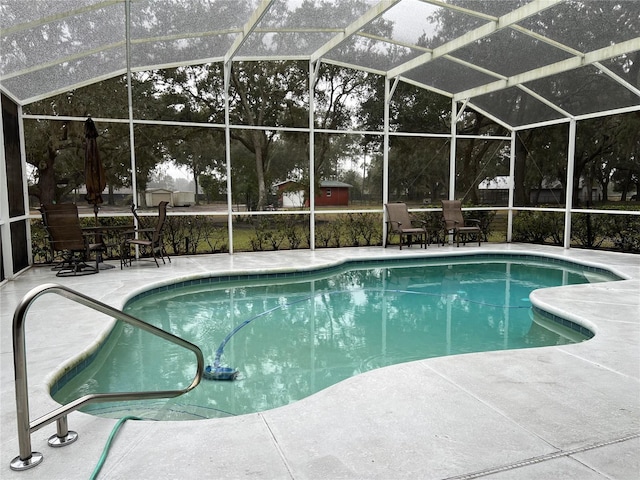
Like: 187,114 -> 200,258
203,296 -> 312,381
202,288 -> 530,381
89,415 -> 143,480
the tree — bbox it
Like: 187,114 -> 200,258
515,125 -> 568,206
153,60 -> 308,210
228,60 -> 308,209
611,112 -> 640,201
24,118 -> 82,205
199,169 -> 225,203
24,77 -> 129,205
359,80 -> 456,203
167,129 -> 225,205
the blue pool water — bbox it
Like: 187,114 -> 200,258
52,256 -> 617,420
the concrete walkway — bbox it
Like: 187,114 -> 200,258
1,244 -> 639,479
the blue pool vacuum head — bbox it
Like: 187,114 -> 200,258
203,365 -> 239,381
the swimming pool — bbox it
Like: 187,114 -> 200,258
52,255 -> 619,421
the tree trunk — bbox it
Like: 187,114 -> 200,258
37,145 -> 58,205
252,131 -> 267,210
193,169 -> 200,205
600,180 -> 608,202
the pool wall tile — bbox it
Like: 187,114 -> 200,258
532,306 -> 595,338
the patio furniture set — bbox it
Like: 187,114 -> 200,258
39,200 -> 479,276
39,202 -> 170,276
385,200 -> 483,249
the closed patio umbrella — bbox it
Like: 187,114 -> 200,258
84,117 -> 112,269
84,117 -> 106,224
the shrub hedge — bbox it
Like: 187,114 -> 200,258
30,207 -> 639,264
512,209 -> 640,252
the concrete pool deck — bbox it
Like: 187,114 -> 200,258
1,244 -> 639,479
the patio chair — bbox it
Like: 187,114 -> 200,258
122,201 -> 171,268
441,200 -> 482,247
385,203 -> 428,249
40,203 -> 103,276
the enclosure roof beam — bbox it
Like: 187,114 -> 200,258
594,62 -> 640,100
223,0 -> 273,64
387,0 -> 561,79
453,38 -> 640,101
1,0 -> 120,36
464,101 -> 513,131
311,0 -> 400,63
516,85 -> 573,119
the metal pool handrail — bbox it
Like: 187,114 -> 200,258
10,283 -> 204,472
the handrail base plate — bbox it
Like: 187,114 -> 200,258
48,430 -> 78,447
10,452 -> 43,471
